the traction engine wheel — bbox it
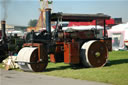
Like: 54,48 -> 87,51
80,40 -> 108,67
17,46 -> 48,72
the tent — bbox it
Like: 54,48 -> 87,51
108,22 -> 128,50
68,19 -> 114,26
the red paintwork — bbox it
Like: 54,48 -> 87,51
23,43 -> 43,62
68,19 -> 114,27
100,39 -> 112,51
50,54 -> 56,63
64,42 -> 80,64
50,42 -> 64,63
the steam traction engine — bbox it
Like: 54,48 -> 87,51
0,21 -> 25,63
16,9 -> 112,72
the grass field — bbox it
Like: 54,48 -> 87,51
0,51 -> 128,85
40,51 -> 128,85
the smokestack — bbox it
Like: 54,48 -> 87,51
45,8 -> 51,34
1,20 -> 6,41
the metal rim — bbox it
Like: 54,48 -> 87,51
30,48 -> 48,72
81,40 -> 108,67
87,41 -> 108,67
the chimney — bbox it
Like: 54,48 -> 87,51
45,8 -> 51,34
1,20 -> 6,42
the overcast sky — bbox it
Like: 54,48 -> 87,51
0,0 -> 128,26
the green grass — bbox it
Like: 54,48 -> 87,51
1,51 -> 128,85
40,51 -> 128,85
0,63 -> 4,68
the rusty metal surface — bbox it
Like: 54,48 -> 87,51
17,43 -> 48,72
1,20 -> 6,40
50,54 -> 56,63
81,40 -> 108,67
100,38 -> 112,51
64,42 -> 80,64
51,13 -> 110,22
88,41 -> 108,67
1,20 -> 5,24
50,42 -> 64,63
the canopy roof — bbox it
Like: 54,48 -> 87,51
51,13 -> 110,22
62,25 -> 103,31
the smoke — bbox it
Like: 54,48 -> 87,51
1,0 -> 11,20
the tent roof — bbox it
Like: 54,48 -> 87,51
109,22 -> 128,31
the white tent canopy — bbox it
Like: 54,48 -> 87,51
108,22 -> 128,50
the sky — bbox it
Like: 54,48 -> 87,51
0,0 -> 128,26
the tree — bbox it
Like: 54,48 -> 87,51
28,19 -> 38,27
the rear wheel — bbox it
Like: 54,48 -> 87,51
80,40 -> 108,67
